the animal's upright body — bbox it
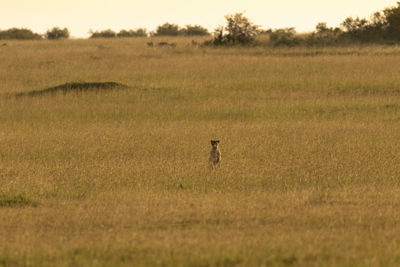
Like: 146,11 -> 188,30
209,140 -> 221,167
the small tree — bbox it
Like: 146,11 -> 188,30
209,13 -> 260,45
224,13 -> 259,44
341,17 -> 369,33
315,22 -> 329,33
370,11 -> 387,29
45,27 -> 69,40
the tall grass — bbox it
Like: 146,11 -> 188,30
1,38 -> 400,266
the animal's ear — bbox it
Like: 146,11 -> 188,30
216,140 -> 220,143
210,140 -> 213,145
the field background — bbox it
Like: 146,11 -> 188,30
1,38 -> 400,266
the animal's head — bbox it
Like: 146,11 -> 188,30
210,140 -> 220,148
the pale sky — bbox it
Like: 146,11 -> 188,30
1,0 -> 398,38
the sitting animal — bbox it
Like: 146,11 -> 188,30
209,140 -> 221,167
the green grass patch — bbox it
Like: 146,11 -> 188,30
0,193 -> 38,207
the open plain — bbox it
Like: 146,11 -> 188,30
1,38 -> 400,266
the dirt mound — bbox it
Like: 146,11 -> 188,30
14,82 -> 128,97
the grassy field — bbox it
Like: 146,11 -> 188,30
1,37 -> 400,266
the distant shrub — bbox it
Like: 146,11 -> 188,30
0,28 -> 42,40
153,23 -> 180,36
152,23 -> 210,37
45,27 -> 70,40
117,28 -> 147,37
89,29 -> 117,38
304,23 -> 342,46
181,25 -> 210,36
269,28 -> 301,46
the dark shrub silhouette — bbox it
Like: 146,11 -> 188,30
269,27 -> 300,46
153,23 -> 180,36
181,25 -> 210,36
45,27 -> 70,40
305,23 -> 342,46
117,28 -> 147,37
89,29 -> 117,38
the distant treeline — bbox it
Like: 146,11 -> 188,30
263,1 -> 400,46
1,2 -> 400,46
0,24 -> 210,40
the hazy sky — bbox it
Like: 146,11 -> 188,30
1,0 -> 398,38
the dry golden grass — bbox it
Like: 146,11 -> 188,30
1,38 -> 400,266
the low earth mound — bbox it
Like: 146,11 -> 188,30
14,82 -> 128,97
